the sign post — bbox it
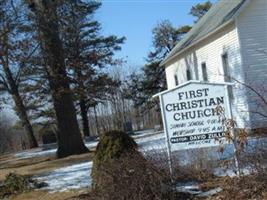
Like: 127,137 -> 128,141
154,81 -> 234,175
224,85 -> 240,175
159,94 -> 174,178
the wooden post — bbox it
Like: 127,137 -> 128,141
159,94 -> 174,179
224,84 -> 240,176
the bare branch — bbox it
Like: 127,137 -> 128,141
229,76 -> 267,107
15,44 -> 40,84
249,110 -> 267,119
0,73 -> 9,92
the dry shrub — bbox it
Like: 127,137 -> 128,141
0,117 -> 28,154
0,173 -> 47,198
91,130 -> 138,187
92,152 -> 175,200
173,164 -> 215,183
143,149 -> 215,183
239,137 -> 267,174
0,126 -> 23,154
142,148 -> 171,173
212,174 -> 267,200
90,130 -> 191,200
169,149 -> 216,183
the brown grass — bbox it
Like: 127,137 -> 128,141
0,149 -> 94,200
0,151 -> 94,181
9,189 -> 88,200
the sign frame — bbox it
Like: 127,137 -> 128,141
154,80 -> 234,176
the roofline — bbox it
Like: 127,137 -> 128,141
160,0 -> 250,67
160,19 -> 234,67
233,0 -> 251,20
153,80 -> 234,98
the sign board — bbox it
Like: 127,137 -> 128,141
155,81 -> 232,152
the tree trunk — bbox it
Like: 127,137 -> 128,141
80,99 -> 90,137
75,62 -> 90,138
2,62 -> 38,148
94,106 -> 100,136
28,0 -> 88,158
12,91 -> 38,148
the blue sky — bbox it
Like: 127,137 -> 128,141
96,0 -> 216,68
3,0 -> 217,118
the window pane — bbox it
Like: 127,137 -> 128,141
186,69 -> 191,81
222,53 -> 230,82
222,53 -> 233,99
174,74 -> 179,86
201,62 -> 208,81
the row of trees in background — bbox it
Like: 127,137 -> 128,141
0,0 -> 212,157
0,0 -> 125,157
126,1 -> 212,120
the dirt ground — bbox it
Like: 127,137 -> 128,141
9,190 -> 88,200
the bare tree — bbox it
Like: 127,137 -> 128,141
0,0 -> 38,148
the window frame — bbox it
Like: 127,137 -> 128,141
186,69 -> 191,81
201,62 -> 208,82
221,52 -> 234,99
174,74 -> 179,86
221,53 -> 230,82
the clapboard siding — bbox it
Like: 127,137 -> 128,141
166,23 -> 240,87
236,0 -> 267,128
165,22 -> 250,128
164,0 -> 267,129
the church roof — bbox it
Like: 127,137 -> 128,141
161,0 -> 247,66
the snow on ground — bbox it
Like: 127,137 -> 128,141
176,182 -> 201,195
175,182 -> 223,197
213,166 -> 253,177
15,130 -> 164,159
36,161 -> 92,192
16,129 -> 265,192
196,187 -> 223,198
15,140 -> 99,159
35,131 -> 165,192
136,131 -> 166,152
15,148 -> 57,159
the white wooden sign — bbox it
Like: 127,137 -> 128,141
155,81 -> 232,152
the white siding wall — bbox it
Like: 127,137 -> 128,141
165,22 -> 250,128
236,0 -> 267,128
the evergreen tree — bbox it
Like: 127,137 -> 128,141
127,1 -> 213,112
26,0 -> 89,158
60,0 -> 125,137
19,63 -> 56,127
127,20 -> 191,112
190,1 -> 213,22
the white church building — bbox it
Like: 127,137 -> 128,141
161,0 -> 267,130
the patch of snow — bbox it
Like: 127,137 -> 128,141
137,132 -> 167,152
135,132 -> 164,144
21,134 -> 266,193
176,182 -> 222,197
176,182 -> 201,195
14,131 -> 163,159
133,129 -> 155,137
196,187 -> 223,197
15,148 -> 56,159
213,166 -> 253,177
15,140 -> 99,159
37,161 -> 92,192
85,140 -> 98,149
